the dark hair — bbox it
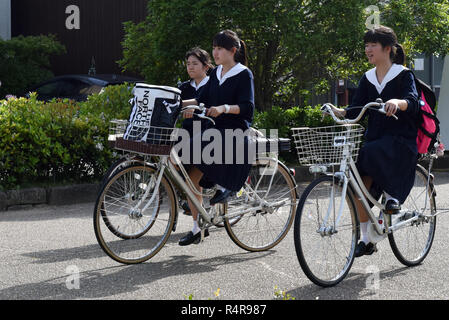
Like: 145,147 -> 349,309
364,26 -> 406,65
213,30 -> 248,66
185,47 -> 214,71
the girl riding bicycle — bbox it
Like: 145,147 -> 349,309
178,30 -> 255,246
328,26 -> 419,257
178,47 -> 213,216
178,47 -> 213,134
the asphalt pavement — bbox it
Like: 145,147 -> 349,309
1,172 -> 449,300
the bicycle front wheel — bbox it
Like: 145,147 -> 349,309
294,175 -> 357,287
388,164 -> 437,266
94,164 -> 176,264
224,158 -> 297,252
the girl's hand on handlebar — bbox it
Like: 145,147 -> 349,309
322,104 -> 346,118
183,109 -> 194,119
385,99 -> 399,117
206,105 -> 226,118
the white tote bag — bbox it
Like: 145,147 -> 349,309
124,83 -> 181,143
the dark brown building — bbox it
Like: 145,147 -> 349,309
11,0 -> 147,75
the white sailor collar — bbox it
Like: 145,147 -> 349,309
190,76 -> 209,91
365,63 -> 406,94
216,63 -> 248,85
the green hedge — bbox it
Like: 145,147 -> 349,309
0,84 -> 133,191
253,105 -> 335,164
0,83 -> 337,190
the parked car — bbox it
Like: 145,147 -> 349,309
26,74 -> 142,101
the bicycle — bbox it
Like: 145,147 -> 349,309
94,104 -> 298,264
291,100 -> 444,287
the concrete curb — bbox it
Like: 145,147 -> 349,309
0,183 -> 101,212
1,153 -> 447,212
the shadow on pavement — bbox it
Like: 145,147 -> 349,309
286,266 -> 410,300
0,250 -> 274,299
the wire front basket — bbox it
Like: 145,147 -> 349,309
108,119 -> 179,156
292,124 -> 365,167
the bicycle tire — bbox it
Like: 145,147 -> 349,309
223,158 -> 297,252
388,164 -> 437,267
294,175 -> 358,287
101,155 -> 147,186
100,158 -> 159,239
94,164 -> 176,264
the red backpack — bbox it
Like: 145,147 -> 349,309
399,70 -> 441,154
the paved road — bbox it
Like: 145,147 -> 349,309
1,172 -> 449,300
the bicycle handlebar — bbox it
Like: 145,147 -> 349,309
321,98 -> 398,124
181,103 -> 216,125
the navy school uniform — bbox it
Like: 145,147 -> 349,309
178,76 -> 209,134
185,63 -> 255,192
345,64 -> 419,203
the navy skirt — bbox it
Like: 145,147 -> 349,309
177,121 -> 255,192
356,135 -> 418,204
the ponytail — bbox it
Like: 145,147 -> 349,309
235,40 -> 248,66
392,43 -> 406,66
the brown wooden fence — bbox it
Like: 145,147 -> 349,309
11,0 -> 147,76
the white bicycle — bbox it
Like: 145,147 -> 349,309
93,105 -> 297,264
291,100 -> 443,287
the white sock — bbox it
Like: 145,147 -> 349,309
360,222 -> 370,244
192,220 -> 201,235
217,185 -> 226,192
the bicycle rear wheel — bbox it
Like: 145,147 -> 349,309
223,158 -> 297,251
388,164 -> 436,266
94,164 -> 176,264
294,175 -> 357,287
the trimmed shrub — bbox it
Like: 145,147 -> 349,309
0,84 -> 133,191
253,105 -> 335,164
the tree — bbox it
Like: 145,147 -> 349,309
119,0 -> 449,111
0,35 -> 66,98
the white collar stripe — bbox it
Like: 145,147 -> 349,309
365,64 -> 406,94
190,76 -> 209,90
216,63 -> 247,85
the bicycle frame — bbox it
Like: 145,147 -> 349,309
123,148 -> 292,229
318,102 -> 438,237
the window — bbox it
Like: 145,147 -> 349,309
36,81 -> 60,97
59,79 -> 90,97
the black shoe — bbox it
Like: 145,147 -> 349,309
385,199 -> 401,215
354,242 -> 376,257
210,189 -> 235,205
178,229 -> 209,246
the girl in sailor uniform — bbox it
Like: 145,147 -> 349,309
329,26 -> 419,257
178,47 -> 213,134
177,48 -> 213,217
179,30 -> 255,246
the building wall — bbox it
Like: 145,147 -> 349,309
0,0 -> 11,40
11,0 -> 147,75
437,56 -> 449,148
413,54 -> 445,99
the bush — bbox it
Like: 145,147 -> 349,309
0,84 -> 133,190
253,105 -> 335,164
0,35 -> 66,98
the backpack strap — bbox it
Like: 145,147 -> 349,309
419,110 -> 440,139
